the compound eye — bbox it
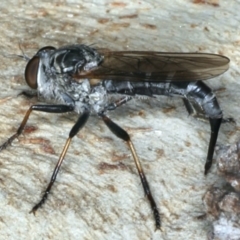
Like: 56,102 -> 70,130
25,46 -> 56,89
25,56 -> 39,89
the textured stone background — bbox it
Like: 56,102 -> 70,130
0,0 -> 239,239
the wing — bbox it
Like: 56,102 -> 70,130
74,50 -> 230,82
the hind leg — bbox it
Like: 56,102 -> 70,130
182,81 -> 222,174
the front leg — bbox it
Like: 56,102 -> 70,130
0,104 -> 74,152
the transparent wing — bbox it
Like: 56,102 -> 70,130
74,50 -> 229,82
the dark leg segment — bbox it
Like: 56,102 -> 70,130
204,117 -> 222,174
30,111 -> 90,214
100,113 -> 161,230
0,104 -> 74,152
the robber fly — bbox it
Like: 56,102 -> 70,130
0,44 -> 229,229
